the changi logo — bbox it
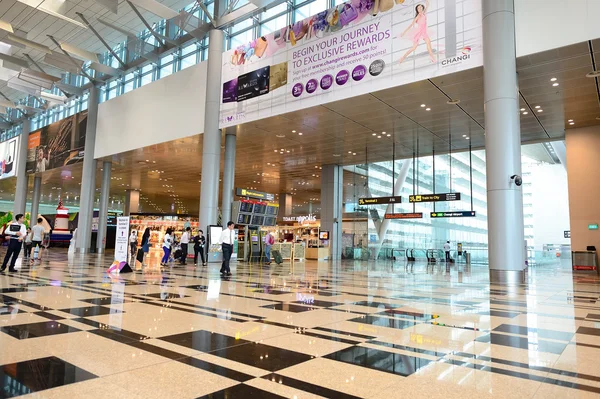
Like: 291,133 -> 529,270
441,48 -> 472,67
221,112 -> 246,124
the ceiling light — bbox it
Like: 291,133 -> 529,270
276,134 -> 285,138
425,108 -> 431,111
382,131 -> 386,134
569,122 -> 575,125
535,105 -> 540,109
550,77 -> 557,82
420,104 -> 426,107
348,151 -> 352,154
298,132 -> 303,136
465,137 -> 470,140
274,150 -> 278,152
372,133 -> 377,136
522,112 -> 528,115
292,130 -> 296,133
386,134 -> 391,137
552,83 -> 559,87
377,135 -> 381,138
586,70 -> 600,78
352,152 -> 356,155
520,108 -> 525,111
568,119 -> 573,122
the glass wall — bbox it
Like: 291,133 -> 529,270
341,145 -> 566,264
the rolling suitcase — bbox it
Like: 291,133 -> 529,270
272,250 -> 283,265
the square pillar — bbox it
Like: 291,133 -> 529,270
321,165 -> 343,260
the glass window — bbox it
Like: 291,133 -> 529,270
181,53 -> 197,70
261,14 -> 287,35
141,71 -> 153,86
262,3 -> 288,20
295,0 -> 327,20
231,29 -> 255,49
159,63 -> 173,78
231,18 -> 253,34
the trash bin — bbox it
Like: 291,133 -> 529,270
572,250 -> 597,271
465,252 -> 471,265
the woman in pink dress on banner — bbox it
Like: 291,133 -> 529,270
399,0 -> 436,64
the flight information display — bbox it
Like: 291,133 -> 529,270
264,217 -> 276,226
253,203 -> 267,214
237,213 -> 252,224
265,205 -> 279,215
239,201 -> 254,212
251,215 -> 264,225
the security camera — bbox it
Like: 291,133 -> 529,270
510,175 -> 522,186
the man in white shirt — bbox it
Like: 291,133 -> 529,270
218,221 -> 235,276
1,214 -> 27,273
443,241 -> 451,262
31,217 -> 45,261
179,227 -> 191,265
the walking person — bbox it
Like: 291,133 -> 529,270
160,228 -> 173,266
30,217 -> 44,263
23,228 -> 32,261
443,240 -> 451,262
1,214 -> 27,273
193,229 -> 206,266
141,228 -> 151,267
264,230 -> 274,265
180,227 -> 191,265
219,221 -> 235,276
129,230 -> 138,261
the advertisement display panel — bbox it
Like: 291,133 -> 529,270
26,111 -> 88,174
0,136 -> 19,180
220,0 -> 482,127
115,216 -> 130,262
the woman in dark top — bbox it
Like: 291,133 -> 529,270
141,228 -> 151,267
193,229 -> 206,265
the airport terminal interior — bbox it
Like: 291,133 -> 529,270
0,0 -> 600,397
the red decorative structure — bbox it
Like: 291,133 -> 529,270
54,199 -> 70,233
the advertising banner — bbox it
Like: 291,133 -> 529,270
26,111 -> 88,174
0,136 -> 19,180
220,0 -> 482,127
115,216 -> 130,262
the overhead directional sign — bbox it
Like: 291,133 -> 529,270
236,187 -> 275,201
409,193 -> 461,203
358,196 -> 402,206
384,213 -> 423,220
430,211 -> 476,218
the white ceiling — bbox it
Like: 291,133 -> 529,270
0,0 -> 193,101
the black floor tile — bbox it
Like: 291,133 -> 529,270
0,321 -> 80,340
493,324 -> 574,341
252,289 -> 293,295
79,297 -> 134,306
349,315 -> 416,330
0,356 -> 96,398
89,326 -> 151,343
159,330 -> 249,353
262,373 -> 362,399
211,342 -> 312,372
324,345 -> 432,377
137,292 -> 190,300
476,333 -> 568,354
384,309 -> 433,321
196,384 -> 285,398
0,288 -> 30,294
291,300 -> 346,307
312,327 -> 377,340
261,303 -> 320,313
0,306 -> 25,315
58,306 -> 123,317
34,311 -> 65,321
178,356 -> 255,382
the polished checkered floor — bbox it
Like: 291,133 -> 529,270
1,249 -> 599,398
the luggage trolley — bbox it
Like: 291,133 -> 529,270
426,249 -> 438,263
406,249 -> 416,262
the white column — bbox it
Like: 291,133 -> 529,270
124,189 -> 140,215
30,176 -> 42,221
76,85 -> 99,253
97,161 -> 111,253
13,119 -> 31,215
221,128 -> 236,224
321,165 -> 343,260
199,28 -> 224,231
279,194 -> 293,216
483,0 -> 526,283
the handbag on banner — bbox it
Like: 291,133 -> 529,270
339,3 -> 358,26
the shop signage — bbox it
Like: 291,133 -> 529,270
430,211 -> 476,218
410,193 -> 461,203
114,216 -> 130,262
457,243 -> 463,255
219,0 -> 483,128
282,214 -> 316,224
236,187 -> 275,201
358,196 -> 402,205
589,224 -> 599,230
564,230 -> 571,238
384,213 -> 423,220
